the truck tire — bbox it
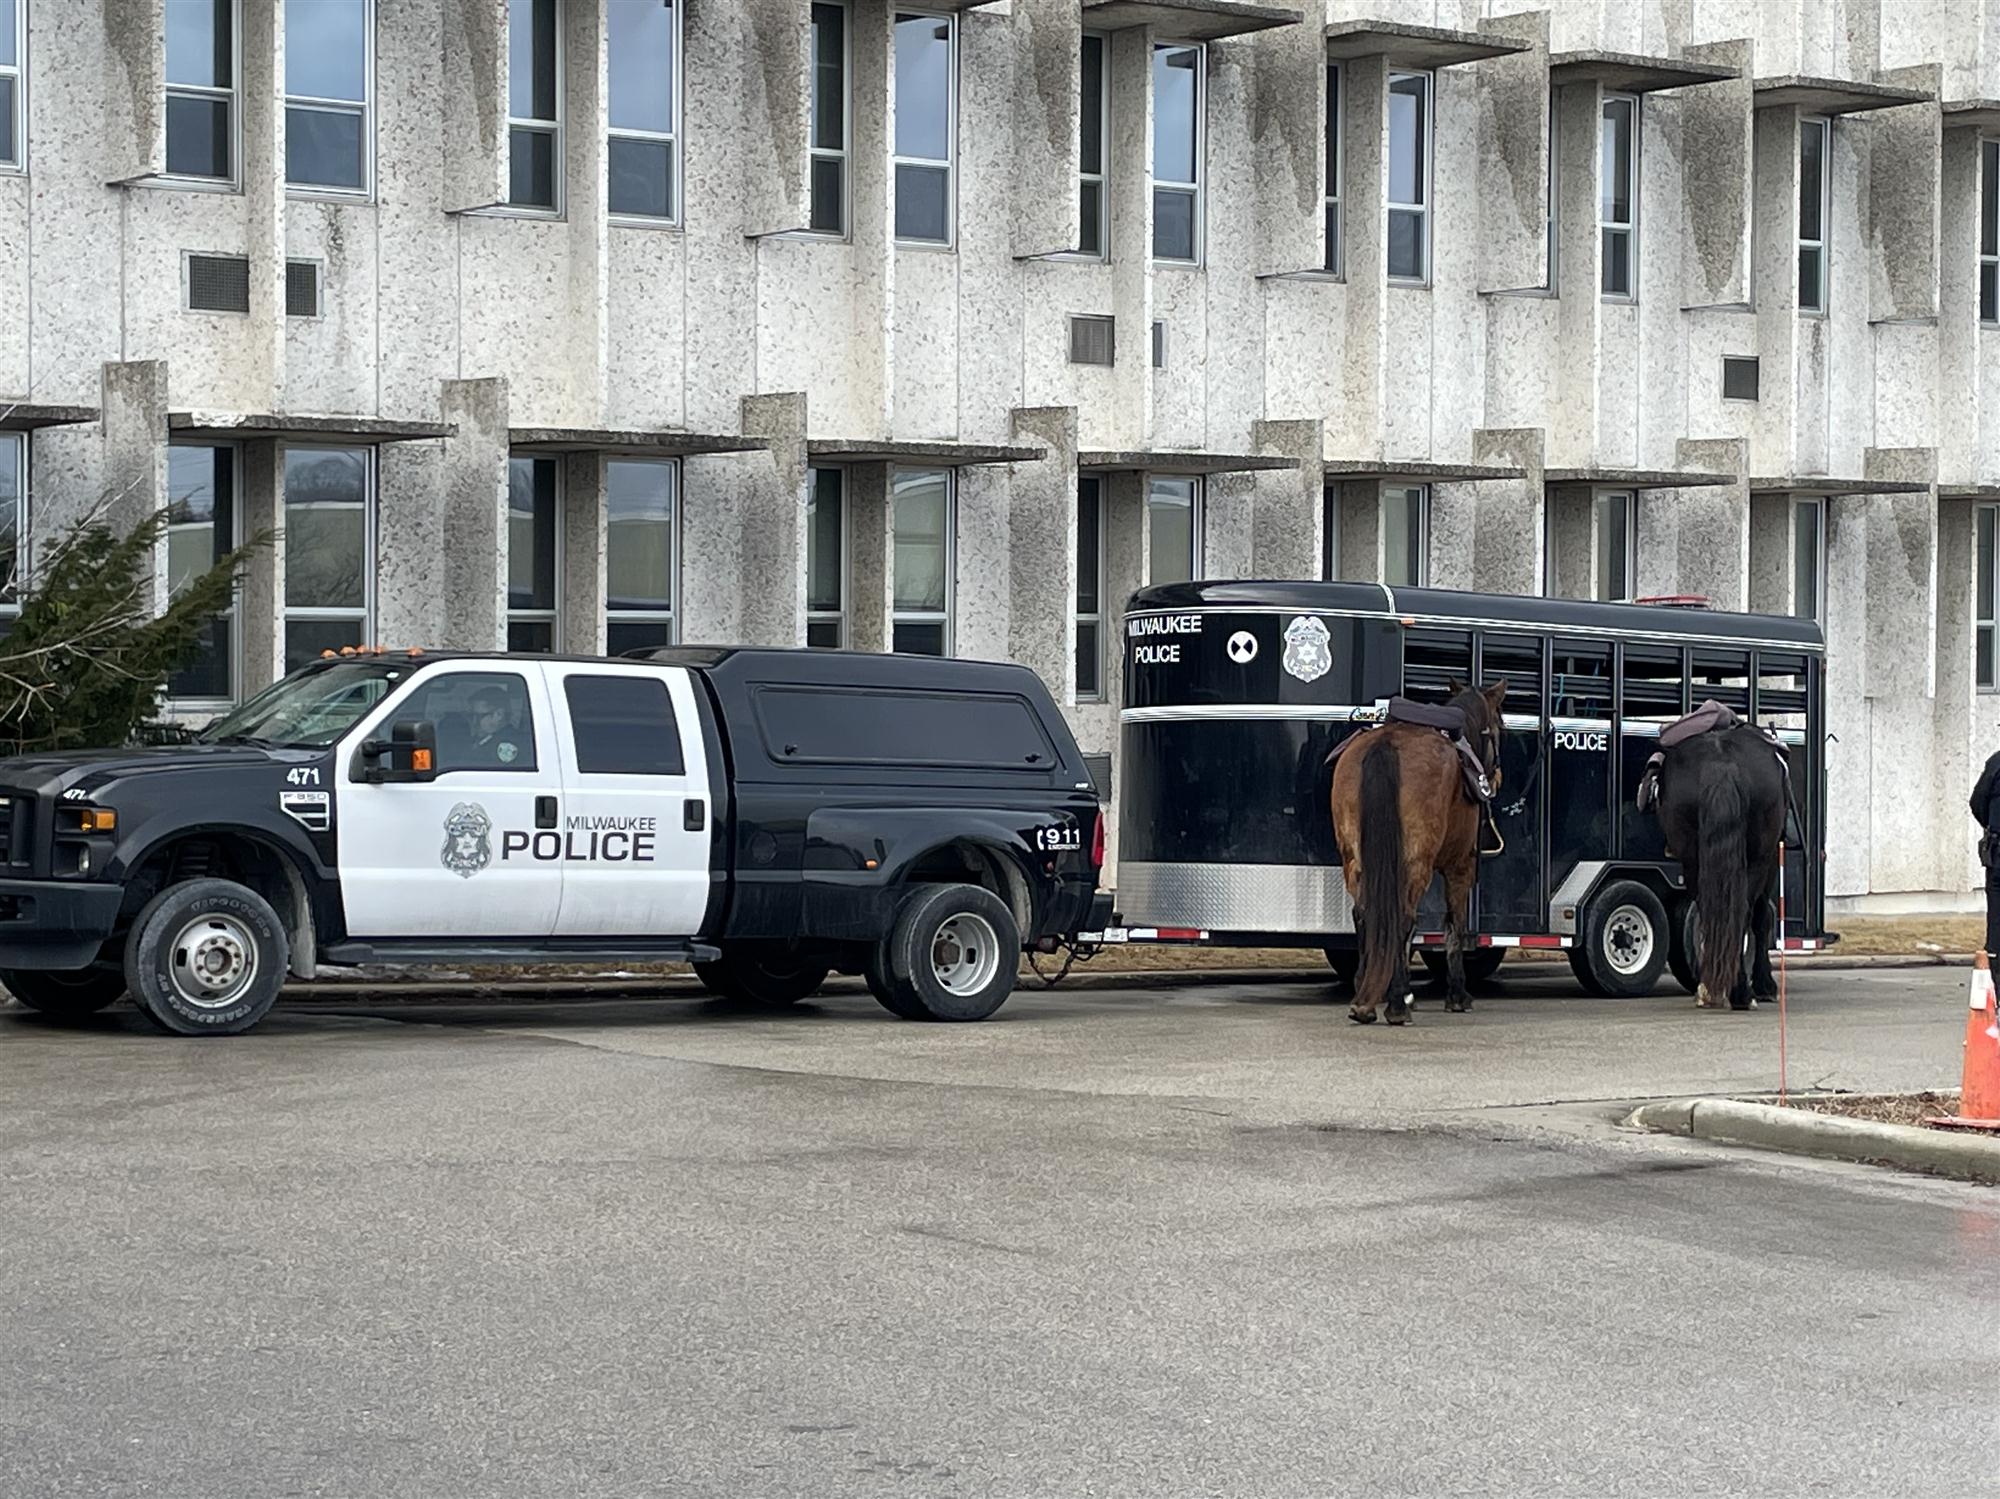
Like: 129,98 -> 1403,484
880,883 -> 1021,1022
124,879 -> 289,1036
1323,947 -> 1359,986
693,950 -> 831,1006
1568,880 -> 1668,998
1666,901 -> 1699,994
0,966 -> 126,1019
1418,948 -> 1506,985
865,942 -> 927,1020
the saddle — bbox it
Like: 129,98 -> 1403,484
1635,699 -> 1784,813
1327,696 -> 1495,807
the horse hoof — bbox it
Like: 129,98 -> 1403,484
1695,983 -> 1718,1009
1348,1007 -> 1378,1025
1730,995 -> 1756,1011
1385,1009 -> 1409,1026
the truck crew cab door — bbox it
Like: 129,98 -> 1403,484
335,664 -> 565,938
546,665 -> 714,938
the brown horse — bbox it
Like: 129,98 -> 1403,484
1330,679 -> 1507,1025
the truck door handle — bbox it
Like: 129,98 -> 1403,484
536,796 -> 558,829
684,799 -> 705,832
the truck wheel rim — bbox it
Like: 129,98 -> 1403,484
169,914 -> 257,1009
932,914 -> 1000,997
1603,905 -> 1653,976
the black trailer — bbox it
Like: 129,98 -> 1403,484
1095,580 -> 1829,996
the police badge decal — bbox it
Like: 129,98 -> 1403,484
440,802 -> 493,879
1281,615 -> 1332,684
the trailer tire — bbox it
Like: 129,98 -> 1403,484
1418,948 -> 1505,985
1569,881 -> 1669,998
694,950 -> 830,1006
124,878 -> 288,1036
0,965 -> 126,1019
1666,901 -> 1700,994
1323,947 -> 1359,986
880,882 -> 1020,1022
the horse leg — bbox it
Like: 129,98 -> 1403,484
1442,855 -> 1475,1014
1384,906 -> 1416,1025
1349,902 -> 1378,1023
1749,892 -> 1778,1001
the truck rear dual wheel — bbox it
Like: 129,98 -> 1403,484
694,950 -> 832,1006
124,879 -> 289,1036
874,883 -> 1021,1022
0,965 -> 127,1019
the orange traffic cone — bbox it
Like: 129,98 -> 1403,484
1933,950 -> 2000,1132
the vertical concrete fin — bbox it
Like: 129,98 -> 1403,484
441,0 -> 510,213
1467,428 -> 1546,595
561,451 -> 607,655
239,440 -> 285,694
98,361 -> 170,615
1012,0 -> 1084,259
845,463 -> 893,654
1678,38 -> 1755,309
1868,65 -> 1943,323
566,0 -> 610,423
1473,10 -> 1551,294
1663,437 -> 1750,611
1752,107 -> 1803,477
1109,27 -> 1156,445
738,392 -> 812,647
242,0 -> 286,403
1937,129 -> 1981,484
1747,490 -> 1795,614
438,378 -> 511,651
1861,446 -> 1940,700
849,3 -> 896,434
1544,483 -> 1594,599
101,0 -> 166,184
1100,470 -> 1148,717
1008,408 -> 1080,699
1336,479 -> 1386,582
1251,15 -> 1327,278
1337,55 -> 1388,456
1248,419 -> 1325,578
375,441 -> 449,650
742,0 -> 813,238
1552,81 -> 1604,465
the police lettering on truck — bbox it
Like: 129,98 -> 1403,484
435,805 -> 662,877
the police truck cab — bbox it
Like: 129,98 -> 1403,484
0,646 -> 1105,1035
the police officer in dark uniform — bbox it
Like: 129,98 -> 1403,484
468,688 -> 525,766
1972,747 -> 2000,955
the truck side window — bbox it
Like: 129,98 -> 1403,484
395,672 -> 538,773
564,675 -> 686,775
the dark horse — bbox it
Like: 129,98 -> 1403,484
1655,727 -> 1788,1008
1330,680 -> 1506,1025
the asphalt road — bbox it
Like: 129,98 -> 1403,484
3,967 -> 1996,1498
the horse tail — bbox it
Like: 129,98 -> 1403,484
1697,761 -> 1748,1002
1356,743 -> 1407,1014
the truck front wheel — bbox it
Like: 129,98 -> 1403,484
879,883 -> 1021,1022
124,879 -> 289,1036
694,950 -> 831,1006
0,965 -> 127,1019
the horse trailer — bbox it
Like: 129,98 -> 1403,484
1093,580 -> 1829,996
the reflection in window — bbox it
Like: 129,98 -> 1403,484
605,458 -> 678,656
1792,496 -> 1824,624
283,446 -> 373,672
1982,139 -> 1998,326
608,0 -> 679,221
892,467 -> 951,655
893,12 -> 954,244
168,446 -> 239,700
1979,505 -> 1996,689
1799,116 -> 1829,312
1146,476 -> 1199,585
1151,44 -> 1201,262
1599,94 -> 1636,297
0,430 -> 22,613
166,0 -> 238,181
1594,490 -> 1634,602
807,466 -> 845,647
1076,476 -> 1104,698
1323,63 -> 1341,274
1079,32 -> 1108,257
508,456 -> 559,652
809,2 -> 848,234
1387,71 -> 1430,282
284,0 -> 371,192
507,0 -> 561,209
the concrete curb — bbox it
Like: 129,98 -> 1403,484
1625,1097 -> 2000,1183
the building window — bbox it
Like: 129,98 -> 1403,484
1982,139 -> 1998,326
167,446 -> 239,701
1321,485 -> 1340,579
808,2 -> 848,235
1151,43 -> 1202,263
282,446 -> 373,672
1146,475 -> 1200,584
892,468 -> 952,655
1387,71 -> 1430,283
0,0 -> 22,171
1323,62 -> 1341,274
608,0 -> 679,222
1600,94 -> 1637,298
0,430 -> 23,613
283,0 -> 371,193
1079,32 -> 1108,257
807,465 -> 845,647
1799,115 -> 1830,313
893,12 -> 955,246
1382,484 -> 1427,587
1595,490 -> 1634,602
605,458 -> 679,655
507,0 -> 561,211
1546,97 -> 1557,288
507,456 -> 560,651
165,0 -> 239,182
1076,476 -> 1105,698
1981,506 -> 1998,689
1792,496 -> 1825,624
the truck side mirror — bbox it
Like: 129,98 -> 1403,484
358,720 -> 439,784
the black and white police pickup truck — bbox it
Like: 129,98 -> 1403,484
0,646 -> 1107,1035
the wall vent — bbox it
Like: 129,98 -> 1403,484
1068,314 -> 1116,367
1152,320 -> 1168,369
1721,355 -> 1759,401
286,260 -> 322,318
185,253 -> 251,314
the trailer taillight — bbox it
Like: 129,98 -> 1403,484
1091,811 -> 1106,869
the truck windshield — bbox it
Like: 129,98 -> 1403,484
198,662 -> 412,749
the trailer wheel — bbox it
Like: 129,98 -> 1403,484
1666,901 -> 1699,994
0,965 -> 126,1019
694,950 -> 831,1006
880,883 -> 1021,1022
1323,947 -> 1359,986
1568,881 -> 1669,998
1418,948 -> 1505,985
124,878 -> 288,1036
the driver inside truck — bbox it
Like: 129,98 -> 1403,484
467,687 -> 526,767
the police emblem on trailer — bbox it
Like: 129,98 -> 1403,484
1281,615 -> 1332,683
440,802 -> 493,879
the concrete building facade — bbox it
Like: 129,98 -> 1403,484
2,0 -> 1998,908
